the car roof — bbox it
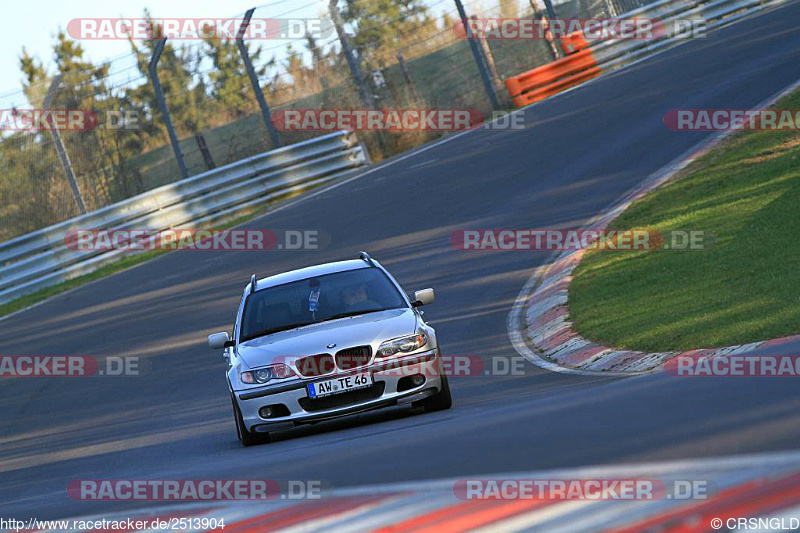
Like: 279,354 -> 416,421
248,259 -> 374,292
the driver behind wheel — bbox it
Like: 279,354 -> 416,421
342,282 -> 378,311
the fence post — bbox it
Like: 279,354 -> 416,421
603,0 -> 620,17
542,0 -> 564,57
470,15 -> 505,100
194,133 -> 216,169
237,8 -> 282,148
148,38 -> 189,179
453,0 -> 501,110
396,53 -> 420,102
309,31 -> 333,108
529,0 -> 563,60
43,74 -> 87,215
328,0 -> 374,111
328,0 -> 387,154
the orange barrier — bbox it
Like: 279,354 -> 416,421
505,32 -> 600,108
560,31 -> 590,56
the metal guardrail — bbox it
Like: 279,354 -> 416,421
507,0 -> 787,106
0,0 -> 789,307
589,0 -> 786,70
0,131 -> 370,306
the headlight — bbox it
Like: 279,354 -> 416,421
376,333 -> 427,357
241,363 -> 296,385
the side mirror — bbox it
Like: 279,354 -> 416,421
208,332 -> 233,350
412,288 -> 435,307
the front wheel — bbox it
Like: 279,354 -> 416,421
420,373 -> 452,412
231,395 -> 267,446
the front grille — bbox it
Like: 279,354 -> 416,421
299,382 -> 385,412
297,353 -> 335,377
335,345 -> 372,370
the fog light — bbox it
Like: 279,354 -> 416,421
411,374 -> 425,386
258,404 -> 290,419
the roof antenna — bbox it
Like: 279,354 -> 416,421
358,251 -> 375,266
250,274 -> 257,293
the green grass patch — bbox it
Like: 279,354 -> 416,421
0,249 -> 166,318
568,90 -> 800,351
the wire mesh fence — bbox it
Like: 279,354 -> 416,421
0,0 -> 662,244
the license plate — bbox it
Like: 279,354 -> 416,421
307,372 -> 372,398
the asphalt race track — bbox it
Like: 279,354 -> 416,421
2,2 -> 800,521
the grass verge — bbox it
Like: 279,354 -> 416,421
568,89 -> 800,351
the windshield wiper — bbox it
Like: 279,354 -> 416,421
241,321 -> 316,342
321,309 -> 387,322
241,309 -> 391,342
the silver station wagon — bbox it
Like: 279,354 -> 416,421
208,252 -> 451,445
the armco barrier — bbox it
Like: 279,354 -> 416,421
0,131 -> 369,306
560,31 -> 591,56
505,0 -> 785,107
506,47 -> 601,107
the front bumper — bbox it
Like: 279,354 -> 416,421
234,349 -> 443,433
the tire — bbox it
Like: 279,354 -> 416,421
420,373 -> 452,412
231,395 -> 267,446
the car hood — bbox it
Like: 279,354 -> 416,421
236,308 -> 418,369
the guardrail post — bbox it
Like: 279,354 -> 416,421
148,39 -> 189,179
43,74 -> 87,215
454,0 -> 501,110
237,8 -> 283,149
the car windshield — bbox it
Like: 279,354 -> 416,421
239,267 -> 407,342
